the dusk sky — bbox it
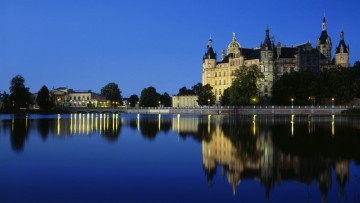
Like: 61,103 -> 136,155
1,0 -> 359,97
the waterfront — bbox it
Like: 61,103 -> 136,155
1,114 -> 360,202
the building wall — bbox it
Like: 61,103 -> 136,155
172,95 -> 198,107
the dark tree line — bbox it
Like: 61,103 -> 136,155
272,62 -> 360,105
139,86 -> 171,107
0,75 -> 32,111
177,83 -> 202,95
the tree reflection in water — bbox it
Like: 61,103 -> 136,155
2,114 -> 360,201
10,116 -> 29,152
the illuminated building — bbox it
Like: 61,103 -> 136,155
202,16 -> 350,103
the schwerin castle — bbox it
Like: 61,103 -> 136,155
202,16 -> 350,103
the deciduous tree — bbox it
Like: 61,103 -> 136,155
129,94 -> 139,107
228,65 -> 264,106
9,75 -> 31,109
101,82 -> 123,106
140,86 -> 160,107
36,85 -> 53,110
197,84 -> 215,106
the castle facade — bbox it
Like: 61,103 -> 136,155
202,16 -> 350,102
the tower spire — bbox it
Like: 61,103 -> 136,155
233,32 -> 236,41
322,13 -> 327,31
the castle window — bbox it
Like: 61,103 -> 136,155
219,72 -> 221,77
265,75 -> 268,81
219,80 -> 221,85
224,71 -> 226,76
208,73 -> 210,78
224,80 -> 226,85
215,80 -> 217,85
215,72 -> 217,77
219,89 -> 222,95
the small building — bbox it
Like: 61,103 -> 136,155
172,95 -> 198,107
32,87 -> 107,108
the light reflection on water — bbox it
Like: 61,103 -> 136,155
0,114 -> 360,202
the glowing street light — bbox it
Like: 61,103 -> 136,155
291,98 -> 294,108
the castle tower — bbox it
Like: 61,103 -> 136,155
317,15 -> 332,60
260,26 -> 274,99
202,37 -> 217,86
335,29 -> 350,67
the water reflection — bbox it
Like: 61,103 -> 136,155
1,114 -> 360,201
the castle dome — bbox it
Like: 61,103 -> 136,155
227,32 -> 241,54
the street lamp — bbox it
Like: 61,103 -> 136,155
291,98 -> 294,108
177,100 -> 179,108
331,98 -> 335,107
208,99 -> 210,107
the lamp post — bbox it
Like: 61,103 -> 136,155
137,101 -> 140,114
208,99 -> 210,114
158,101 -> 161,114
332,98 -> 335,114
252,97 -> 256,114
291,98 -> 294,108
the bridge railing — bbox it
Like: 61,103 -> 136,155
65,105 -> 358,111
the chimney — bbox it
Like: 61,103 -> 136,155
277,42 -> 281,59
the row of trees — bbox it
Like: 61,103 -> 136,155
0,75 -> 33,111
272,62 -> 360,105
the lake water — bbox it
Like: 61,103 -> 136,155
0,114 -> 360,202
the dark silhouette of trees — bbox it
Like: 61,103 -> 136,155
272,70 -> 319,105
140,86 -> 160,107
177,83 -> 202,95
197,84 -> 215,106
272,65 -> 360,105
129,94 -> 139,107
9,75 -> 31,109
227,65 -> 264,106
178,86 -> 194,95
37,85 -> 53,110
160,92 -> 171,107
101,82 -> 123,106
191,83 -> 202,95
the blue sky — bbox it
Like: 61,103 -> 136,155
1,0 -> 359,97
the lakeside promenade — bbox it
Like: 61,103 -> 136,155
66,105 -> 352,115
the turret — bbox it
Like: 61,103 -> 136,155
260,26 -> 275,98
203,37 -> 217,70
317,14 -> 332,60
335,29 -> 350,67
261,26 -> 274,61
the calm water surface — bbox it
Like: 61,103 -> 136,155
1,114 -> 360,202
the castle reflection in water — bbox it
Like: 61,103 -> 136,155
2,114 -> 360,201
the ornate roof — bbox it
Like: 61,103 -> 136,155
335,30 -> 348,53
227,32 -> 241,54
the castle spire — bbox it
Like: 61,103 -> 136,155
233,32 -> 236,41
208,36 -> 212,47
340,28 -> 344,40
322,12 -> 327,31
